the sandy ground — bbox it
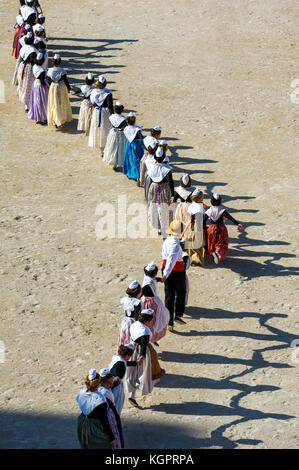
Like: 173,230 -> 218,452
0,0 -> 298,449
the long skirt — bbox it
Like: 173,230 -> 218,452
12,25 -> 24,59
117,316 -> 135,351
107,404 -> 124,449
85,104 -> 93,136
112,381 -> 125,416
188,228 -> 206,266
47,81 -> 72,127
139,153 -> 148,187
88,106 -> 112,148
143,296 -> 170,343
144,173 -> 152,202
12,55 -> 22,86
28,79 -> 49,122
148,181 -> 175,238
126,344 -> 162,397
77,98 -> 90,131
77,414 -> 113,449
122,139 -> 144,180
149,344 -> 165,380
207,223 -> 229,262
17,61 -> 34,108
103,127 -> 126,167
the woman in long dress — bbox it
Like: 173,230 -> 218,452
205,193 -> 244,264
47,54 -> 75,127
98,369 -> 124,449
88,75 -> 113,155
117,281 -> 142,349
103,101 -> 128,170
127,309 -> 165,408
186,188 -> 207,266
27,52 -> 48,125
147,146 -> 176,239
76,369 -> 116,449
17,32 -> 37,111
109,344 -> 137,416
139,136 -> 158,189
76,73 -> 95,132
122,113 -> 144,183
141,261 -> 170,344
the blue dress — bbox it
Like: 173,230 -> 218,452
123,131 -> 144,180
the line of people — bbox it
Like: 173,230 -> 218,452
11,1 -> 246,450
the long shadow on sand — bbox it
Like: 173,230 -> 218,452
152,308 -> 296,448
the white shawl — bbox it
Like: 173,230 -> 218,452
20,44 -> 36,61
99,386 -> 115,404
124,125 -> 141,142
76,388 -> 105,416
120,296 -> 140,317
147,162 -> 171,183
176,186 -> 192,201
47,67 -> 67,82
109,114 -> 126,128
205,205 -> 227,222
187,201 -> 205,215
90,88 -> 111,106
21,5 -> 37,21
130,321 -> 152,342
32,64 -> 45,79
80,84 -> 93,98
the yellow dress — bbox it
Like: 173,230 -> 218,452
47,81 -> 72,127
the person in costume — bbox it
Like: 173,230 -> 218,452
142,261 -> 170,344
88,75 -> 113,155
47,53 -> 75,128
127,309 -> 165,408
205,193 -> 244,264
117,281 -> 142,349
150,125 -> 162,141
76,73 -> 95,132
19,0 -> 43,15
33,24 -> 48,68
185,188 -> 207,266
109,344 -> 137,415
147,146 -> 176,239
12,24 -> 32,86
103,101 -> 128,170
122,112 -> 144,183
161,220 -> 186,331
76,369 -> 116,449
20,1 -> 38,27
27,52 -> 48,125
17,32 -> 37,111
139,136 -> 158,189
98,369 -> 124,449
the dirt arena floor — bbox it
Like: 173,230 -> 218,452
0,0 -> 298,449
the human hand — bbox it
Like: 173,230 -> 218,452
160,276 -> 166,283
110,440 -> 116,448
238,224 -> 244,230
70,90 -> 76,95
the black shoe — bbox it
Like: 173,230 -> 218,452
113,166 -> 117,172
153,341 -> 159,347
174,316 -> 186,324
128,398 -> 139,408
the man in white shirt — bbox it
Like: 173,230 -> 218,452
161,220 -> 186,331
